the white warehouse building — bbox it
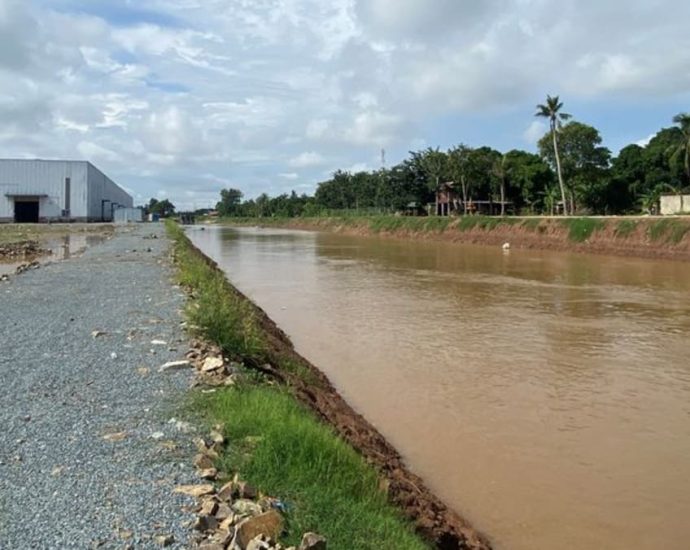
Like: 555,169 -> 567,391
0,159 -> 133,223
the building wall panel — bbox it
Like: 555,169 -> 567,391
86,163 -> 133,221
0,160 -> 88,221
0,159 -> 132,222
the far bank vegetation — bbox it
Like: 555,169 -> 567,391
206,106 -> 690,220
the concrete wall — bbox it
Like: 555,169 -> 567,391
660,194 -> 690,215
86,163 -> 133,221
0,159 -> 132,222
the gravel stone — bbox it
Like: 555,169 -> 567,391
0,224 -> 199,549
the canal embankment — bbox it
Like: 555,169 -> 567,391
215,216 -> 690,262
167,221 -> 492,549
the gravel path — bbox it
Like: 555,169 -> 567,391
0,224 -> 199,549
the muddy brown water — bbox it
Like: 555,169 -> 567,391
188,225 -> 690,550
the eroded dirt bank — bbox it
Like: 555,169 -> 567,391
221,216 -> 690,262
182,235 -> 492,550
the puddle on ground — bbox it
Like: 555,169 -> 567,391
0,234 -> 107,276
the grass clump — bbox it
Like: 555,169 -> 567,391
614,219 -> 638,238
648,219 -> 673,241
669,221 -> 690,243
648,218 -> 690,243
367,216 -> 437,233
454,216 -> 517,232
521,218 -> 542,231
560,217 -> 606,242
196,387 -> 428,549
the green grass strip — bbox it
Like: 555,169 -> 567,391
196,388 -> 427,549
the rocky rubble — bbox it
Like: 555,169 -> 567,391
178,424 -> 327,550
184,338 -> 243,387
14,260 -> 41,274
0,240 -> 50,259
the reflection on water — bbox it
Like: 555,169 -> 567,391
188,226 -> 690,550
0,234 -> 105,276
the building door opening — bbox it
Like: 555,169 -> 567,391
14,201 -> 40,223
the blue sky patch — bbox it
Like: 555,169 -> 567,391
39,0 -> 184,28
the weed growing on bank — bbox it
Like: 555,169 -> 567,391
195,388 -> 427,550
614,219 -> 638,238
560,217 -> 606,242
520,218 -> 542,231
648,218 -> 690,243
168,221 -> 264,361
166,220 -> 430,549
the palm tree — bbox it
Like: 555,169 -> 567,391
536,95 -> 571,215
672,113 -> 690,212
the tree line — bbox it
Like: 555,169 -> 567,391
216,99 -> 690,217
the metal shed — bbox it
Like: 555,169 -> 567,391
0,159 -> 133,223
113,207 -> 144,224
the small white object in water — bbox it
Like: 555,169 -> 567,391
502,242 -> 511,250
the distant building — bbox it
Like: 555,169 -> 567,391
433,181 -> 513,216
0,159 -> 132,223
659,193 -> 690,215
113,207 -> 144,224
435,182 -> 460,216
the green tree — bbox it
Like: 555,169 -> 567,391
447,145 -> 473,214
610,145 -> 645,212
642,127 -> 685,210
671,113 -> 690,212
536,95 -> 571,215
410,148 -> 449,192
672,113 -> 690,184
491,155 -> 508,216
538,121 -> 611,214
216,188 -> 244,217
502,150 -> 554,213
468,146 -> 501,209
147,198 -> 176,218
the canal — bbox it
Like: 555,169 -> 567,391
187,225 -> 690,550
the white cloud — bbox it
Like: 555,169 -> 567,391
0,0 -> 689,209
77,141 -> 122,163
306,119 -> 330,139
343,111 -> 405,146
635,134 -> 655,148
345,162 -> 371,173
523,121 -> 548,145
289,151 -> 325,168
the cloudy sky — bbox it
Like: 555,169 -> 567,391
1,0 -> 689,209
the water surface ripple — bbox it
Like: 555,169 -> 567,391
188,226 -> 690,550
